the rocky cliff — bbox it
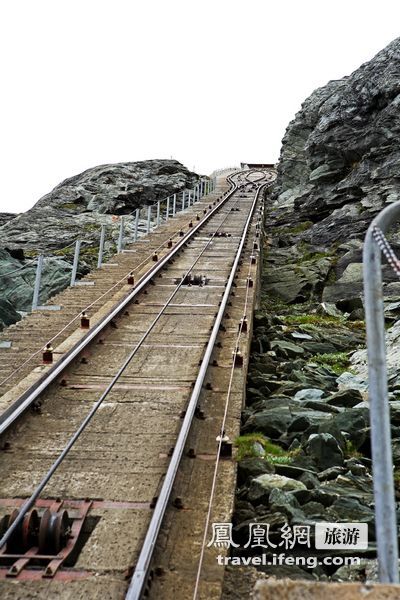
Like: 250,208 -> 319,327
267,36 -> 400,306
0,160 -> 200,329
230,38 -> 400,589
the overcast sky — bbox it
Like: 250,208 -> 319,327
1,0 -> 399,213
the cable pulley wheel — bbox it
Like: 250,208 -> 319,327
38,509 -> 70,554
21,509 -> 40,550
6,509 -> 21,553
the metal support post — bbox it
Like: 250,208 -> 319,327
117,217 -> 125,253
31,255 -> 44,311
173,194 -> 177,217
166,197 -> 170,221
182,191 -> 185,211
188,191 -> 191,207
134,209 -> 139,241
97,225 -> 106,268
157,201 -> 161,226
147,205 -> 152,233
70,240 -> 81,286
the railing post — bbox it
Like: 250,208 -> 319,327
147,205 -> 152,233
157,201 -> 161,226
166,197 -> 170,221
134,208 -> 139,242
31,254 -> 44,311
117,217 -> 125,253
70,240 -> 81,286
363,214 -> 400,583
173,194 -> 176,217
97,224 -> 106,268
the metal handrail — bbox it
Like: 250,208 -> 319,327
363,201 -> 400,583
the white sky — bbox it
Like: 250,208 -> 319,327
1,0 -> 400,213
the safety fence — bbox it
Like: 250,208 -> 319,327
1,178 -> 214,312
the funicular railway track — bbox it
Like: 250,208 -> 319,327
0,168 -> 275,599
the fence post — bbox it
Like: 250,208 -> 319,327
70,240 -> 81,286
117,217 -> 125,253
31,254 -> 44,311
173,194 -> 177,217
134,208 -> 139,241
147,205 -> 152,233
97,224 -> 106,268
157,201 -> 161,226
166,197 -> 170,221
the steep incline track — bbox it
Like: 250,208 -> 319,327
0,168 -> 274,599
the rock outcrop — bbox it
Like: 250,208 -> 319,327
0,160 -> 200,329
234,37 -> 400,588
268,37 -> 400,305
1,159 -> 200,253
0,214 -> 17,227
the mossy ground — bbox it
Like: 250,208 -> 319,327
234,433 -> 298,464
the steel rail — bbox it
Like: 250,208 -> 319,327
0,186 -> 223,390
0,175 -> 249,551
126,172 -> 265,600
193,181 -> 271,599
0,180 -> 238,436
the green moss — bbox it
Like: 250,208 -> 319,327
81,247 -> 99,257
234,433 -> 297,464
301,251 -> 332,262
60,202 -> 79,210
310,352 -> 351,375
83,223 -> 101,232
53,246 -> 75,257
276,221 -> 313,235
282,314 -> 347,327
344,440 -> 362,459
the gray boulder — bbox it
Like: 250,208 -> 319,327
306,433 -> 344,469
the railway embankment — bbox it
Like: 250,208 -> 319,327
224,37 -> 400,594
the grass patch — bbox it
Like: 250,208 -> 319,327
234,433 -> 297,464
311,352 -> 351,375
